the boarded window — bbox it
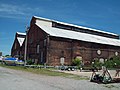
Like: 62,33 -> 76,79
44,39 -> 46,46
37,45 -> 40,53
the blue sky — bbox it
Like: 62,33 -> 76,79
0,0 -> 120,56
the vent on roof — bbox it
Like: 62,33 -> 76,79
52,22 -> 119,39
52,22 -> 72,30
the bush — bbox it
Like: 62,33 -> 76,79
104,56 -> 120,68
72,58 -> 82,66
26,60 -> 34,65
92,59 -> 103,69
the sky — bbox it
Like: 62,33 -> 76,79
0,0 -> 120,56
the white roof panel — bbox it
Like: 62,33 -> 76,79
17,32 -> 26,35
35,22 -> 120,47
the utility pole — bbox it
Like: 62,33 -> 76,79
24,26 -> 29,66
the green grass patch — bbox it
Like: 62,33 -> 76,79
0,64 -> 89,80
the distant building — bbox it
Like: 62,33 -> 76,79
11,32 -> 26,59
25,16 -> 120,66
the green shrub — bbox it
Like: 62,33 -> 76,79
104,56 -> 120,68
92,59 -> 103,69
26,60 -> 34,65
72,58 -> 82,66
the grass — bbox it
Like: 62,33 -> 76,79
0,64 -> 89,80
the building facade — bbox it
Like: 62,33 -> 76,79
11,32 -> 26,59
24,16 -> 120,66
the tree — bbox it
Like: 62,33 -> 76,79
5,55 -> 11,58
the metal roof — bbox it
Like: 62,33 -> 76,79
33,16 -> 118,36
35,21 -> 120,47
17,32 -> 26,36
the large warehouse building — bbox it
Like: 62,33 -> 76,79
11,16 -> 120,66
11,32 -> 26,59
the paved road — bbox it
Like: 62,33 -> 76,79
0,66 -> 120,90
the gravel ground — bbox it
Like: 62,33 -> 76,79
0,66 -> 120,90
57,69 -> 117,78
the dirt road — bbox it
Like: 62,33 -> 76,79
0,66 -> 120,90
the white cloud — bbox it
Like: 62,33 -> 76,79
0,4 -> 26,15
0,3 -> 44,19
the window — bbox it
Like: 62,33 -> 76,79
40,51 -> 43,63
60,57 -> 65,65
74,28 -> 83,32
29,34 -> 34,43
37,45 -> 40,53
15,43 -> 17,49
44,39 -> 46,46
52,22 -> 72,30
115,52 -> 118,56
97,50 -> 101,55
29,38 -> 33,43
